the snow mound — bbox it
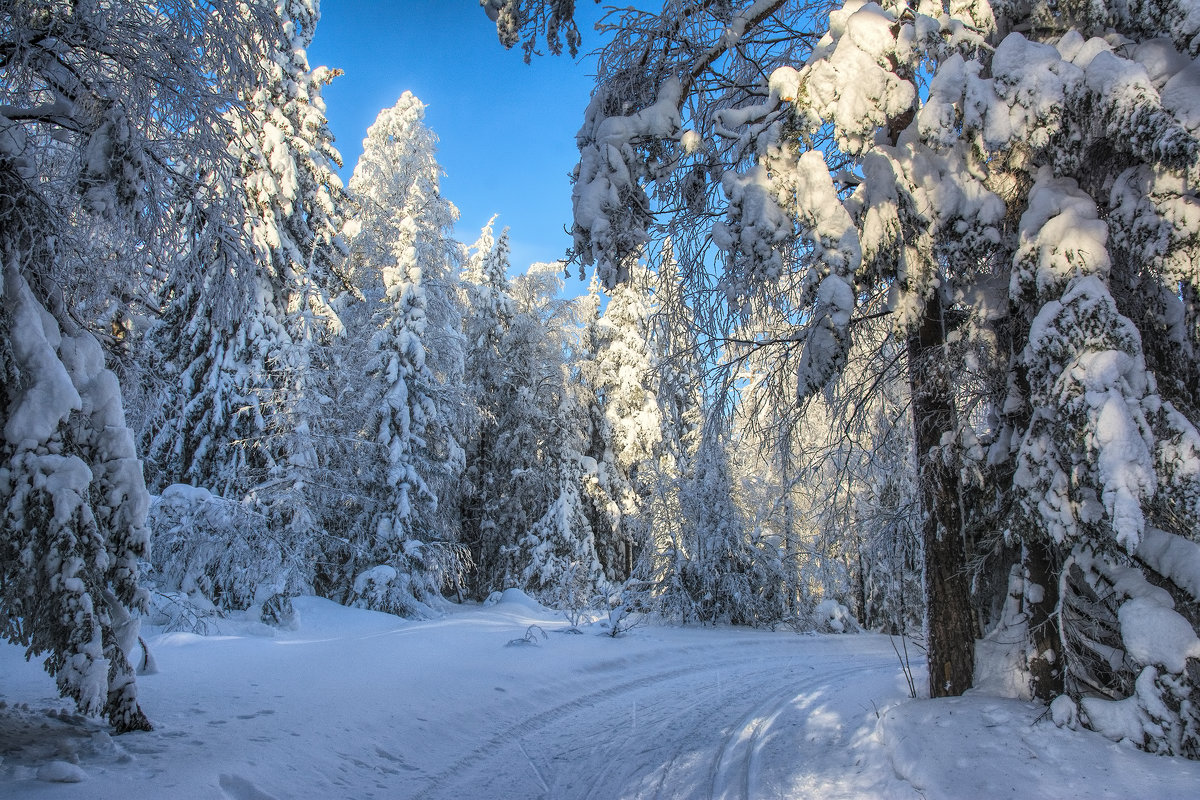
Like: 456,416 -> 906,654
1118,597 -> 1200,673
37,760 -> 87,783
812,598 -> 860,633
286,595 -> 406,637
880,696 -> 1200,799
0,701 -> 126,786
483,588 -> 549,612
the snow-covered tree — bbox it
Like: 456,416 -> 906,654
503,0 -> 1200,752
341,94 -> 469,616
573,278 -> 631,581
482,0 -> 587,62
637,255 -> 707,618
767,0 -> 1200,746
577,263 -> 667,581
675,411 -> 786,626
347,93 -> 465,459
459,231 -> 604,600
0,0 -> 279,731
507,263 -> 608,602
736,320 -> 922,632
139,0 -> 351,621
459,221 -> 517,594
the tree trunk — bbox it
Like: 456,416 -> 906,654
854,528 -> 868,628
908,292 -> 976,697
1024,538 -> 1063,702
779,433 -> 799,617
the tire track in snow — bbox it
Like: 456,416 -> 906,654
543,654 -> 879,800
412,640 -> 901,800
643,659 -> 876,800
410,660 -> 698,800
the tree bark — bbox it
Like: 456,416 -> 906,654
855,528 -> 868,628
1023,538 -> 1063,701
907,292 -> 976,697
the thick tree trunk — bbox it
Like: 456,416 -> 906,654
1023,539 -> 1063,702
908,292 -> 976,697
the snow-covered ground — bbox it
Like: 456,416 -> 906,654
2,592 -> 1198,799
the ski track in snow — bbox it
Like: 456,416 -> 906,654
413,642 -> 903,800
0,598 -> 910,799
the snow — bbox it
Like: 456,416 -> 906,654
1118,596 -> 1200,673
572,77 -> 682,286
484,587 -> 549,611
883,695 -> 1200,799
1137,527 -> 1200,600
798,3 -> 917,153
1162,58 -> 1200,132
680,129 -> 703,154
160,484 -> 215,504
35,761 -> 87,783
3,596 -> 1198,798
2,266 -> 81,447
973,567 -> 1033,700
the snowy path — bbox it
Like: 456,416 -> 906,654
3,593 -> 1199,799
410,637 -> 910,800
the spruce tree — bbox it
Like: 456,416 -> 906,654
460,232 -> 604,599
343,93 -> 468,614
140,0 -> 351,620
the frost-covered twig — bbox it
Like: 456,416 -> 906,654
507,625 -> 549,647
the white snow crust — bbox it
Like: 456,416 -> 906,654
3,596 -> 1198,797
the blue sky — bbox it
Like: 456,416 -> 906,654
308,1 -> 607,294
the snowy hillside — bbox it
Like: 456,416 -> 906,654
2,593 -> 1197,799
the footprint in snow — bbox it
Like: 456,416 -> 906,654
374,746 -> 420,772
219,773 -> 278,800
236,709 -> 276,720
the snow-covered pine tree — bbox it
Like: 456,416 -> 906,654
459,221 -> 517,595
346,93 -> 466,488
240,0 -> 355,572
140,0 -> 351,621
342,93 -> 469,615
460,231 -> 604,600
579,263 -> 665,581
504,262 -> 607,603
677,409 -> 786,626
1,0 -> 276,731
573,277 -> 632,583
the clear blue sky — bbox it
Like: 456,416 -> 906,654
308,0 -> 607,293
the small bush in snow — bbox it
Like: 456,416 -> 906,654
147,485 -> 310,623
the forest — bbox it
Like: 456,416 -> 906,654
2,0 -> 1199,775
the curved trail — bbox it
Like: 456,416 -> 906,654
0,598 -> 920,799
7,595 -> 1200,799
407,628 -> 913,800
